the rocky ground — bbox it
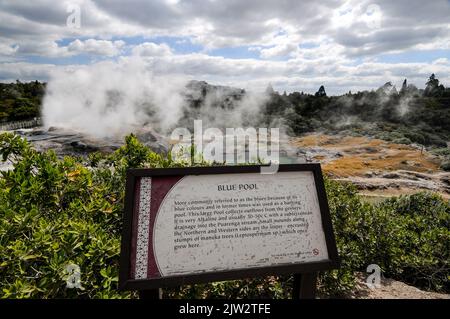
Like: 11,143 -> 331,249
291,134 -> 450,199
2,126 -> 168,155
350,273 -> 449,299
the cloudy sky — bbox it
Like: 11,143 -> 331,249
0,0 -> 449,94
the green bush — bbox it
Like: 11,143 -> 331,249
392,137 -> 412,145
0,134 -> 126,298
432,148 -> 450,157
0,133 -> 449,298
0,133 -> 181,298
376,193 -> 450,291
317,182 -> 450,296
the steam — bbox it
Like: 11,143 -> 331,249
396,96 -> 412,117
180,83 -> 268,130
43,58 -> 188,138
42,58 -> 271,139
326,83 -> 417,132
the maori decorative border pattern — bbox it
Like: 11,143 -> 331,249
134,177 -> 152,279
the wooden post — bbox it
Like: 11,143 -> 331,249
139,289 -> 162,299
292,272 -> 317,299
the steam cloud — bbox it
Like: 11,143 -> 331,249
42,58 -> 188,138
42,58 -> 273,140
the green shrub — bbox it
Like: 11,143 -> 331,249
376,193 -> 450,291
0,133 -> 179,298
318,183 -> 450,295
432,148 -> 450,157
392,137 -> 412,145
317,179 -> 368,296
0,133 -> 127,298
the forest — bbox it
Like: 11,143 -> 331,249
0,81 -> 45,121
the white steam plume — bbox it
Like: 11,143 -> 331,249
42,58 -> 188,138
42,58 -> 274,139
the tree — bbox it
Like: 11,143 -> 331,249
10,98 -> 38,120
426,74 -> 439,88
377,81 -> 398,95
315,85 -> 327,97
265,83 -> 275,95
400,79 -> 407,94
425,74 -> 445,97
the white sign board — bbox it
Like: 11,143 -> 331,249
120,165 -> 339,290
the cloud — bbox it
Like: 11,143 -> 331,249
67,39 -> 125,56
0,43 -> 19,56
0,62 -> 57,81
433,58 -> 449,65
0,0 -> 449,93
132,42 -> 172,57
260,43 -> 299,59
3,51 -> 449,96
1,0 -> 449,53
334,26 -> 450,57
0,0 -> 68,28
2,39 -> 125,58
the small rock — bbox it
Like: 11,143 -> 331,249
383,173 -> 400,179
69,141 -> 99,152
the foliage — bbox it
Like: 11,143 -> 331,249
260,74 -> 450,148
315,85 -> 327,97
376,193 -> 450,291
425,74 -> 446,97
0,133 -> 124,298
0,133 -> 177,298
0,81 -> 44,121
0,133 -> 449,298
322,180 -> 449,295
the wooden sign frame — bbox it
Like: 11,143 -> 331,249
119,164 -> 340,298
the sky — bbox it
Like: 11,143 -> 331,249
0,0 -> 449,95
